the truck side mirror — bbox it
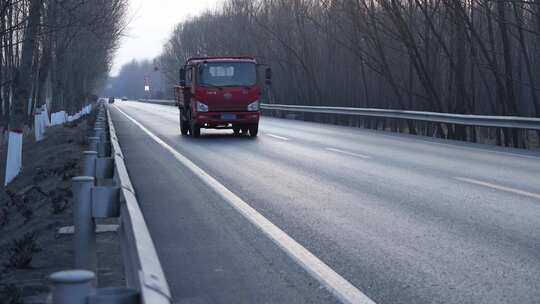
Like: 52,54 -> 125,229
179,68 -> 186,86
265,67 -> 272,85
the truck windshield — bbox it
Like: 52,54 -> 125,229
198,62 -> 256,87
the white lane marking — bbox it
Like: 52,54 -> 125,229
113,105 -> 375,304
325,147 -> 370,159
454,177 -> 540,200
265,133 -> 290,141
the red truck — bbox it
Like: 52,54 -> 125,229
175,56 -> 272,137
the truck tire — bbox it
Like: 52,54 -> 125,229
233,127 -> 241,135
248,124 -> 258,137
179,111 -> 189,135
191,122 -> 201,138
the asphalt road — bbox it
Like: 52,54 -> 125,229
110,101 -> 540,304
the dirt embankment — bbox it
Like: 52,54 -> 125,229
0,114 -> 123,303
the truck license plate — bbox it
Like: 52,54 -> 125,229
221,114 -> 237,120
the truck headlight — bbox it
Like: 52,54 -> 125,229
196,101 -> 208,112
247,100 -> 260,111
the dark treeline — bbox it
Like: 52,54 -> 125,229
103,59 -> 167,100
156,0 -> 540,147
0,0 -> 128,134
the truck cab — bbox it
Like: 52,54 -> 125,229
175,56 -> 271,137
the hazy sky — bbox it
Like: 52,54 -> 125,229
111,0 -> 224,76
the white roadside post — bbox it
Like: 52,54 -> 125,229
34,109 -> 44,142
42,104 -> 50,127
4,131 -> 23,185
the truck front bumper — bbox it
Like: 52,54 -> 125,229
195,112 -> 260,127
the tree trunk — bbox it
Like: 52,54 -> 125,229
9,0 -> 43,132
5,0 -> 43,185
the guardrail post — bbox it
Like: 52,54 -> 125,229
72,176 -> 97,274
93,127 -> 107,158
96,157 -> 114,179
88,137 -> 99,152
87,287 -> 139,304
82,151 -> 98,177
99,139 -> 110,158
95,118 -> 106,127
92,186 -> 120,218
94,127 -> 104,139
49,270 -> 95,304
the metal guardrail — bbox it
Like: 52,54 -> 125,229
135,99 -> 540,130
261,104 -> 540,130
107,105 -> 171,303
48,102 -> 171,304
106,105 -> 171,303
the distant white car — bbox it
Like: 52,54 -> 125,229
121,96 -> 128,101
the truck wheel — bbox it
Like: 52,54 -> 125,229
248,125 -> 258,137
191,122 -> 201,138
233,127 -> 241,135
179,111 -> 189,135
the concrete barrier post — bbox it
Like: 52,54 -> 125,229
72,176 -> 97,274
49,270 -> 95,304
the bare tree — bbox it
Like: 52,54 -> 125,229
1,0 -> 128,185
149,0 -> 539,148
